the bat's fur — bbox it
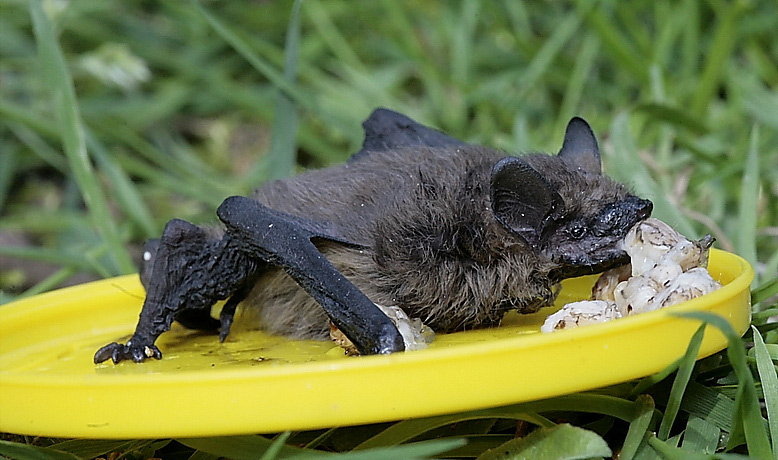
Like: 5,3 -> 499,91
241,143 -> 637,338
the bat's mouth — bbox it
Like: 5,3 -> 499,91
549,252 -> 631,281
549,259 -> 628,282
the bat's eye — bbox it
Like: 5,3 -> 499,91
569,225 -> 587,239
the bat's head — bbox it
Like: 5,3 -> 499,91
490,117 -> 652,280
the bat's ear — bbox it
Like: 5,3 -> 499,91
490,157 -> 564,247
558,117 -> 601,175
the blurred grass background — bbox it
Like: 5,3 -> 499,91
1,0 -> 777,458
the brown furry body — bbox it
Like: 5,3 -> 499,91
244,144 -> 632,340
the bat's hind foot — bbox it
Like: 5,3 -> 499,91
94,340 -> 162,364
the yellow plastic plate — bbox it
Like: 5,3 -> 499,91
0,249 -> 752,439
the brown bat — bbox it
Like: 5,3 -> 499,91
95,109 -> 652,364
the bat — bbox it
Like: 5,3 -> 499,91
95,109 -> 653,364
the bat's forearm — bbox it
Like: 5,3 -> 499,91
218,196 -> 405,355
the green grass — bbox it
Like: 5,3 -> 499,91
1,0 -> 777,458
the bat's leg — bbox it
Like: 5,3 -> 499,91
218,279 -> 256,342
217,196 -> 405,355
138,236 -> 259,335
140,238 -> 222,332
94,219 -> 261,364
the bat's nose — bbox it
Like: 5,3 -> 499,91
623,196 -> 653,221
635,198 -> 653,220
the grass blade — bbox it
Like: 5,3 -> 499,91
681,382 -> 736,433
620,395 -> 656,460
188,451 -> 221,460
437,435 -> 513,458
512,12 -> 581,104
0,245 -> 102,273
555,33 -> 599,136
630,356 -> 682,396
752,326 -> 778,459
0,146 -> 17,213
680,416 -> 720,455
634,103 -> 708,135
304,0 -> 365,73
475,424 -> 611,460
753,278 -> 778,307
0,98 -> 60,140
354,410 -> 551,451
659,323 -> 706,440
470,10 -> 582,114
261,432 -> 292,460
86,130 -> 157,239
48,439 -> 137,459
248,0 -> 302,183
29,0 -> 134,275
647,433 -> 751,460
355,394 -> 636,450
732,74 -> 778,130
178,435 -> 313,460
451,0 -> 480,86
12,266 -> 78,300
735,126 -> 760,275
690,2 -> 743,116
582,5 -> 647,82
9,123 -> 69,173
193,0 -> 349,136
191,2 -> 293,96
291,439 -> 465,460
183,436 -> 464,460
0,440 -> 81,460
676,312 -> 771,457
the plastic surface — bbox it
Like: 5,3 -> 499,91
0,249 -> 752,439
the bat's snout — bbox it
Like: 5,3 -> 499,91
632,197 -> 653,222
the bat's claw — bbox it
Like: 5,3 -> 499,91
94,341 -> 162,364
219,310 -> 234,343
218,301 -> 238,343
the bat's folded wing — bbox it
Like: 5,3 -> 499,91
350,108 -> 465,162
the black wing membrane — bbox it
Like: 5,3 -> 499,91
349,108 -> 465,162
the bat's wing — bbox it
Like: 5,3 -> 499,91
216,196 -> 403,355
349,108 -> 465,162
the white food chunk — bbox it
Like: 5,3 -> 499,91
614,262 -> 684,315
622,218 -> 712,276
376,304 -> 435,351
541,300 -> 621,333
652,267 -> 721,308
591,264 -> 631,302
